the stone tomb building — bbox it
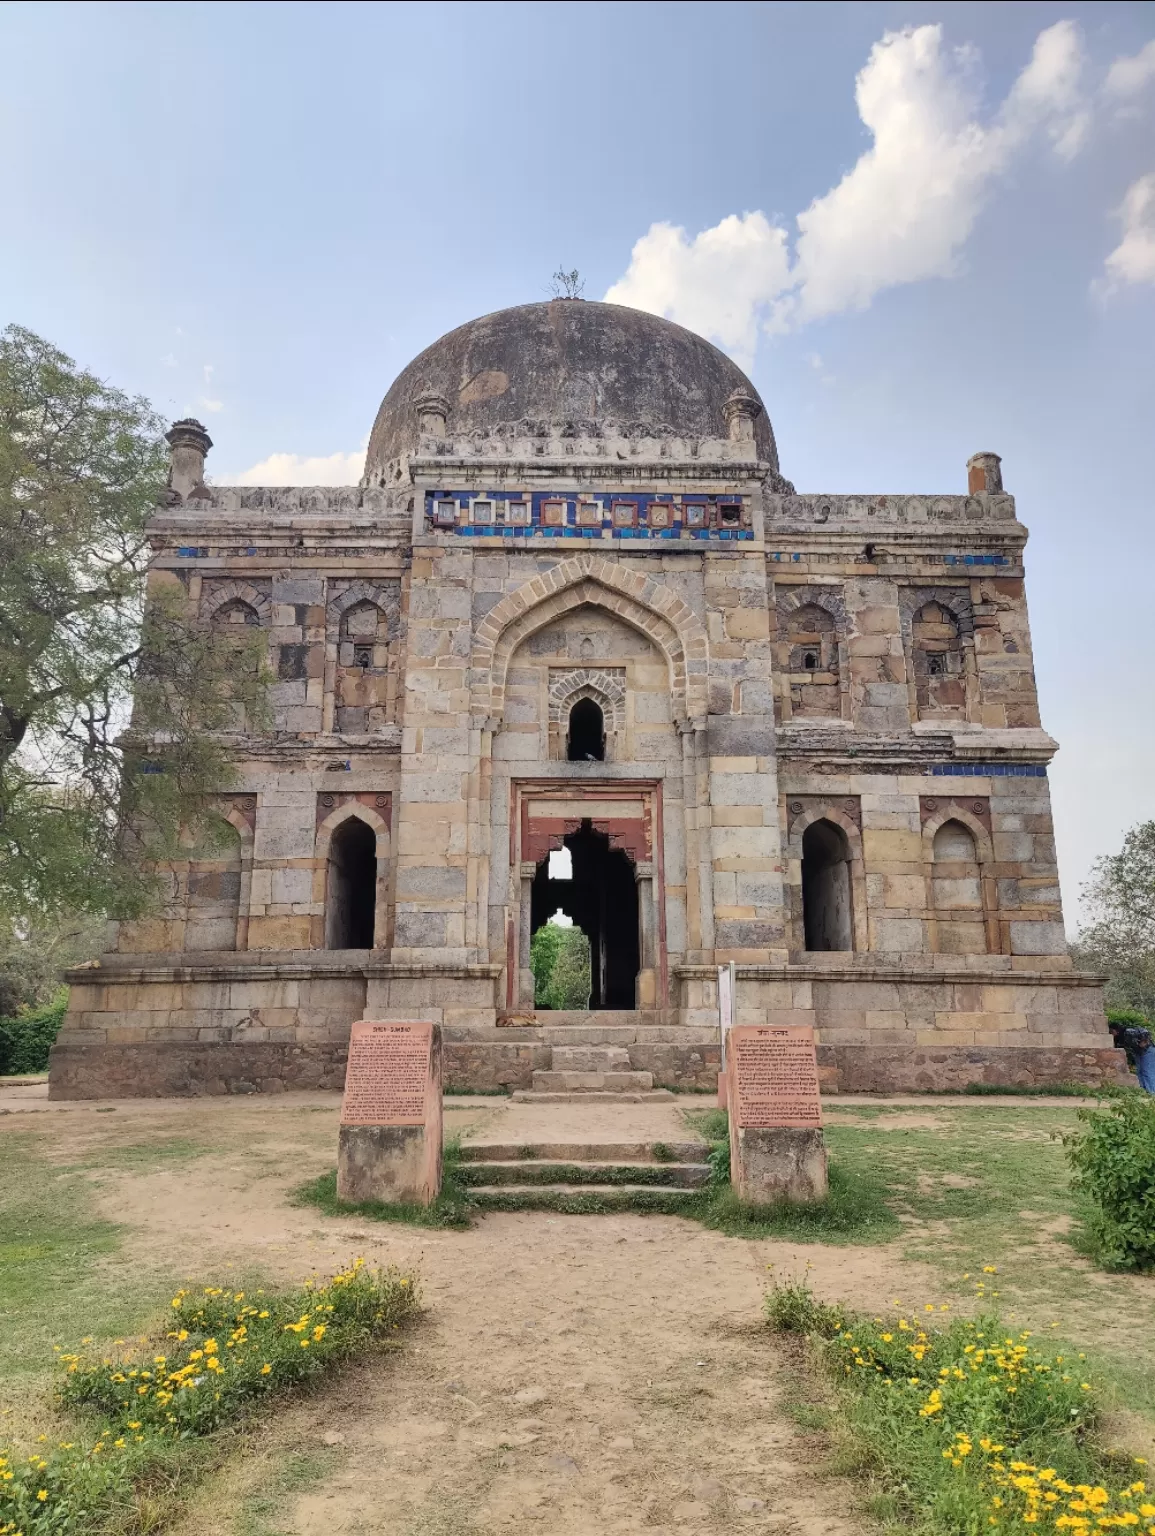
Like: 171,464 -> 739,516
50,301 -> 1119,1098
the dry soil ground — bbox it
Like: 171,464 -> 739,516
2,1087 -> 1152,1536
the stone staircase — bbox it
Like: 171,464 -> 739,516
456,1137 -> 711,1210
514,1011 -> 675,1101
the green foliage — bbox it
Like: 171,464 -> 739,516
1065,1092 -> 1155,1270
1071,820 -> 1155,1017
530,921 -> 591,1010
764,1277 -> 846,1336
0,988 -> 66,1075
0,1262 -> 418,1534
768,1280 -> 1143,1536
0,910 -> 103,1017
0,325 -> 269,926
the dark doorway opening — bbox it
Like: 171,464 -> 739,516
567,698 -> 605,761
326,817 -> 377,949
801,819 -> 854,952
531,820 -> 638,1007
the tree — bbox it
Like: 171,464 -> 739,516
531,920 -> 591,1010
0,325 -> 268,928
1070,820 -> 1155,1018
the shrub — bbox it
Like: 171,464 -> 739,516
770,1279 -> 1148,1534
0,989 -> 67,1075
764,1276 -> 846,1335
1065,1092 -> 1155,1270
1106,1007 -> 1152,1030
0,1260 -> 419,1533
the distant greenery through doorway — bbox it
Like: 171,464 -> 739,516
531,921 -> 591,1010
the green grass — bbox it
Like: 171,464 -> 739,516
292,1138 -> 474,1229
0,1133 -> 144,1386
234,1448 -> 343,1536
766,1278 -> 1146,1536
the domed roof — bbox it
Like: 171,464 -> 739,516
364,300 -> 779,477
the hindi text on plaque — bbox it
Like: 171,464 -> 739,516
336,1020 -> 442,1206
726,1024 -> 827,1205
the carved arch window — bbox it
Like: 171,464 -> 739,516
921,799 -> 999,954
901,587 -> 977,723
325,582 -> 401,735
785,798 -> 869,955
775,588 -> 849,723
547,668 -> 626,761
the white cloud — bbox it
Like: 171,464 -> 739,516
1101,172 -> 1155,288
198,397 -> 224,414
228,446 -> 367,486
1104,38 -> 1155,102
1001,18 -> 1090,160
603,212 -> 791,366
605,21 -> 1091,349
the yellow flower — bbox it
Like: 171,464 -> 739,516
260,1364 -> 272,1375
983,1265 -> 998,1273
37,1490 -> 47,1501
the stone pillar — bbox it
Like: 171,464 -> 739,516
722,389 -> 762,444
967,452 -> 1003,495
636,861 -> 656,1007
414,390 -> 450,439
165,419 -> 212,502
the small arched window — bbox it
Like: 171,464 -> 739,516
912,602 -> 965,718
567,697 -> 605,761
211,599 -> 260,629
339,601 -> 385,670
786,604 -> 839,717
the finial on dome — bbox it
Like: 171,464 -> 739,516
165,418 -> 212,502
414,390 -> 450,438
723,388 -> 762,443
967,451 -> 1003,495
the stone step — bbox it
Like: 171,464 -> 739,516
530,1069 -> 654,1093
537,1007 -> 654,1019
466,1183 -> 697,1207
540,1025 -> 639,1046
457,1160 -> 711,1189
511,1089 -> 676,1103
549,1045 -> 632,1072
459,1140 -> 709,1164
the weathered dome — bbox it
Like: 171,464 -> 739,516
365,300 -> 779,477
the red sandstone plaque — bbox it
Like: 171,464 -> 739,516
340,1021 -> 433,1126
729,1025 -> 823,1130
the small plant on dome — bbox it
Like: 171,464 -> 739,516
549,268 -> 585,300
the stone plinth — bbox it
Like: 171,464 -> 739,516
727,1024 -> 828,1204
336,1020 -> 442,1205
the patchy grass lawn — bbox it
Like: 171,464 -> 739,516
816,1104 -> 1155,1427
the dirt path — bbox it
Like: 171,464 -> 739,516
0,1092 -> 959,1532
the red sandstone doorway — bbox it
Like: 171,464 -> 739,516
510,780 -> 664,1012
531,822 -> 639,1008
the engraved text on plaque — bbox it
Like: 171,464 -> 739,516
730,1025 -> 822,1130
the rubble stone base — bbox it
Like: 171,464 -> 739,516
48,1036 -> 1126,1100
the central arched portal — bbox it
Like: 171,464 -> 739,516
531,821 -> 639,1009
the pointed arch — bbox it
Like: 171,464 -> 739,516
473,554 -> 709,725
200,581 -> 271,626
313,800 -> 392,951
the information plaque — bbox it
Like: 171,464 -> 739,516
729,1025 -> 823,1130
340,1020 -> 432,1126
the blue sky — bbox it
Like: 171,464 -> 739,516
2,1 -> 1153,924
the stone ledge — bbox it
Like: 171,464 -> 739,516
675,962 -> 1105,988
